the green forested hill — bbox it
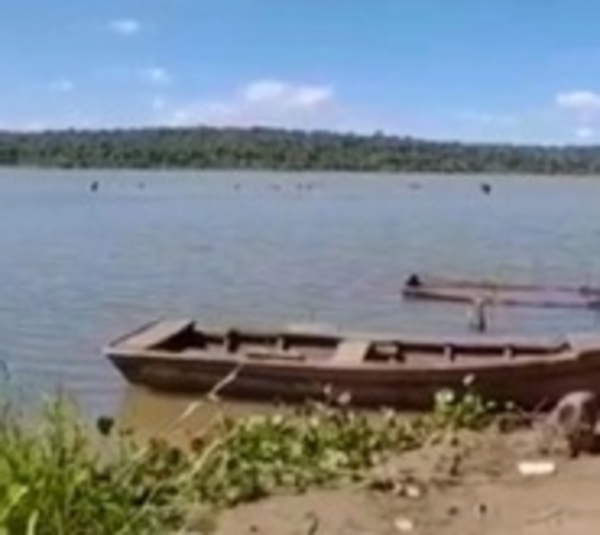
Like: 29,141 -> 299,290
1,126 -> 599,174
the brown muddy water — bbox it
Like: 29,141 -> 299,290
115,386 -> 300,445
2,169 -> 600,434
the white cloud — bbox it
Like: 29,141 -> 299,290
289,86 -> 334,108
142,67 -> 171,85
108,19 -> 142,36
243,80 -> 287,103
576,127 -> 595,140
164,79 -> 336,128
556,90 -> 600,113
49,79 -> 74,92
242,79 -> 333,109
555,90 -> 600,137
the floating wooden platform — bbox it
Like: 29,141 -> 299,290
402,275 -> 600,309
406,275 -> 600,295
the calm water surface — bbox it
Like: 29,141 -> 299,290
1,169 -> 600,417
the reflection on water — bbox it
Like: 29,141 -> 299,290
116,384 -> 421,446
116,386 -> 294,445
2,169 -> 600,422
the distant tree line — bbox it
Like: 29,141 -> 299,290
1,126 -> 600,174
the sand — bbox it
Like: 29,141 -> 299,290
212,429 -> 600,535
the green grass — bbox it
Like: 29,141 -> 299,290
0,379 -> 500,534
0,397 -> 185,534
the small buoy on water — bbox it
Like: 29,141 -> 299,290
90,181 -> 99,192
480,183 -> 492,195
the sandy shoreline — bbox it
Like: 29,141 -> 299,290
212,428 -> 600,535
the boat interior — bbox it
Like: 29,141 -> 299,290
121,321 -> 572,365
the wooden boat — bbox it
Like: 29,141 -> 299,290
402,285 -> 600,309
406,274 -> 600,296
105,318 -> 600,410
402,275 -> 600,309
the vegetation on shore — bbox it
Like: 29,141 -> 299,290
0,383 -> 502,534
2,126 -> 600,174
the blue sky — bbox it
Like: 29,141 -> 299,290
2,0 -> 600,143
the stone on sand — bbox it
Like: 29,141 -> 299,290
541,391 -> 598,457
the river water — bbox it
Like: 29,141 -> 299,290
1,169 -> 600,419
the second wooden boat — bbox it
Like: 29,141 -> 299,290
405,274 -> 600,296
402,274 -> 600,309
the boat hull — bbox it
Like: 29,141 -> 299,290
104,319 -> 600,410
108,351 -> 600,411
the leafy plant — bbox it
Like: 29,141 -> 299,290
0,384 -> 503,533
430,376 -> 496,431
187,402 -> 419,506
0,397 -> 184,535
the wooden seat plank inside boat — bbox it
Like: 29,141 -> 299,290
332,340 -> 372,364
368,342 -> 405,362
245,347 -> 306,361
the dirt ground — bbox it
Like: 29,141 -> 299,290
212,429 -> 600,535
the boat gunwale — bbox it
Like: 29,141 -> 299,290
104,320 -> 570,353
105,343 -> 582,373
103,320 -> 600,376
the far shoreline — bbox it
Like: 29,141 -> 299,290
0,166 -> 598,180
1,125 -> 600,175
